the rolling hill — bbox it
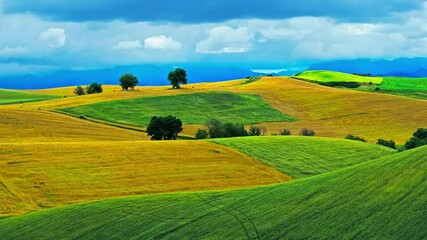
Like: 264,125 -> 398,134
60,92 -> 296,126
211,136 -> 395,178
294,70 -> 383,84
0,89 -> 58,105
0,145 -> 424,239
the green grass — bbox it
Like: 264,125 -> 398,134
211,136 -> 396,178
295,70 -> 383,84
60,92 -> 296,126
380,77 -> 427,91
0,145 -> 425,239
0,89 -> 58,105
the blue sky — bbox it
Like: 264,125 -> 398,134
0,0 -> 426,75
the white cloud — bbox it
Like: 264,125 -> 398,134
0,46 -> 28,57
113,40 -> 142,50
196,26 -> 254,54
39,27 -> 66,48
144,35 -> 182,50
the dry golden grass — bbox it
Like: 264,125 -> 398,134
0,108 -> 149,142
0,140 -> 290,216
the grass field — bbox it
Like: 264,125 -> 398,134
211,136 -> 395,178
294,70 -> 383,84
0,145 -> 424,239
380,77 -> 427,91
0,89 -> 58,105
60,92 -> 296,126
0,140 -> 290,216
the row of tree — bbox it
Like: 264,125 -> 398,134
74,68 -> 188,95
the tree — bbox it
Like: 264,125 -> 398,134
86,82 -> 103,94
147,115 -> 183,140
405,128 -> 427,149
73,86 -> 85,95
249,126 -> 261,136
119,73 -> 138,90
167,68 -> 187,89
205,119 -> 225,138
195,129 -> 208,139
223,122 -> 248,138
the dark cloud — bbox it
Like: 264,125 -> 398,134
3,0 -> 423,23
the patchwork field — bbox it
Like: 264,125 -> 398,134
0,89 -> 58,105
1,145 -> 424,239
60,92 -> 296,126
0,140 -> 289,216
211,136 -> 395,178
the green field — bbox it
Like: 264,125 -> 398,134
380,77 -> 427,91
60,92 -> 296,126
295,70 -> 383,84
211,136 -> 396,178
0,145 -> 424,239
0,89 -> 58,105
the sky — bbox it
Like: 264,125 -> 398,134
0,0 -> 426,75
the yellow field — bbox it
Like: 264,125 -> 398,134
0,108 -> 149,142
0,140 -> 290,216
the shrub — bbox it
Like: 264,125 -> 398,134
300,128 -> 315,136
280,129 -> 291,135
345,134 -> 367,142
195,129 -> 208,139
319,82 -> 361,88
405,128 -> 427,149
249,126 -> 262,136
375,87 -> 380,91
223,122 -> 248,138
73,86 -> 85,95
377,139 -> 396,149
205,119 -> 225,139
86,82 -> 103,94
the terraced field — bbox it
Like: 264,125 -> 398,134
0,145 -> 424,239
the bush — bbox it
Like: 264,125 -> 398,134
279,129 -> 291,135
195,129 -> 208,139
73,86 -> 85,95
86,82 -> 103,94
405,128 -> 427,149
205,119 -> 248,138
249,126 -> 262,136
300,128 -> 315,136
377,139 -> 396,149
345,134 -> 367,142
147,115 -> 183,140
223,123 -> 248,138
319,82 -> 361,88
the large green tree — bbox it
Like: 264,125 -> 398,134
86,82 -> 103,94
147,115 -> 183,140
167,68 -> 187,89
119,73 -> 139,90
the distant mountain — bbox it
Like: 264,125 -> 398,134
308,58 -> 427,77
0,64 -> 257,90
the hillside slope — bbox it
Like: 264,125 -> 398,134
0,146 -> 425,239
0,89 -> 58,105
211,136 -> 395,178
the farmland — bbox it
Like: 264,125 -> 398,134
60,92 -> 296,126
0,89 -> 58,105
0,74 -> 426,239
0,145 -> 424,239
211,136 -> 395,178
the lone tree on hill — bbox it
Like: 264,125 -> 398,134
119,73 -> 139,90
147,115 -> 183,140
167,68 -> 187,89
